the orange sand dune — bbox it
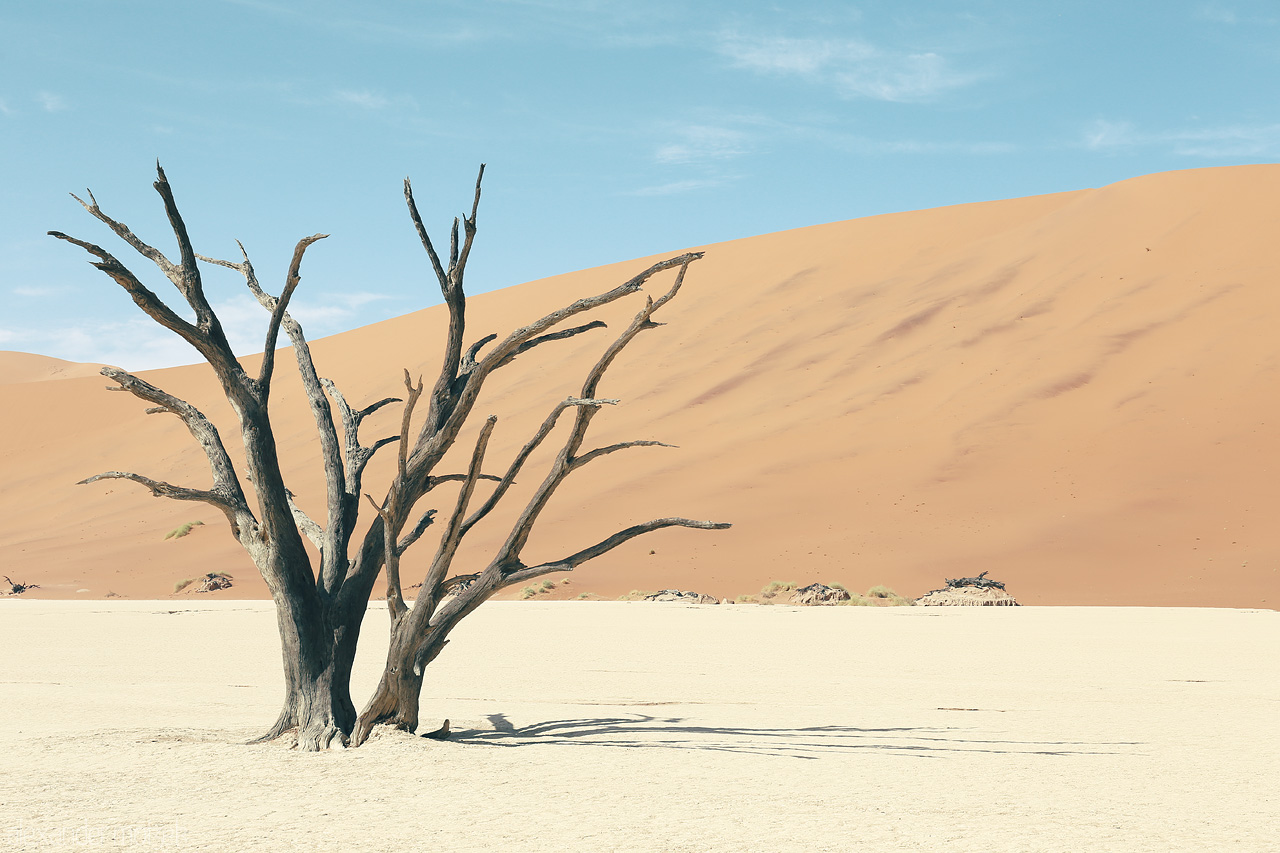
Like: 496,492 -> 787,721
0,351 -> 104,384
3,165 -> 1278,606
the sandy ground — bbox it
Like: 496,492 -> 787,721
2,600 -> 1276,851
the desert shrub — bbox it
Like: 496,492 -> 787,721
736,594 -> 759,604
574,592 -> 599,600
863,585 -> 911,606
540,579 -> 555,591
760,580 -> 797,599
173,578 -> 194,593
520,586 -> 537,600
164,520 -> 205,540
829,582 -> 847,592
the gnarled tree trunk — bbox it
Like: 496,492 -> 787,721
254,593 -> 358,749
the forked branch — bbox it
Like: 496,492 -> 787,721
501,518 -> 732,587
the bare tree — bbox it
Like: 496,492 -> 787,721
52,164 -> 728,749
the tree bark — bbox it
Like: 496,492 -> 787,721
252,591 -> 357,749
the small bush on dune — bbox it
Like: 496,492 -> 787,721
760,581 -> 796,600
163,520 -> 205,540
520,586 -> 537,600
173,578 -> 194,593
865,585 -> 911,606
540,579 -> 555,591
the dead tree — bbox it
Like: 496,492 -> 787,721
52,164 -> 728,750
4,576 -> 41,595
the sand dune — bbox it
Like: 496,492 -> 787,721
2,164 -> 1278,606
0,351 -> 104,384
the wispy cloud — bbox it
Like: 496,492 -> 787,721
654,125 -> 748,165
331,88 -> 390,110
624,177 -> 732,197
1196,4 -> 1238,24
219,0 -> 485,46
0,98 -> 13,116
1193,3 -> 1278,25
36,91 -> 67,112
716,33 -> 980,103
0,288 -> 395,370
1083,118 -> 1280,157
12,285 -> 73,298
309,87 -> 417,112
0,317 -> 206,371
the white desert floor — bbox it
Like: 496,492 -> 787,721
1,601 -> 1276,852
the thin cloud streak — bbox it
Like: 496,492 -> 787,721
1083,119 -> 1280,158
716,33 -> 980,103
655,125 -> 749,165
37,91 -> 67,112
0,288 -> 396,370
624,178 -> 733,197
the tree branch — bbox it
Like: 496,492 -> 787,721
364,493 -> 408,620
490,258 -> 701,567
48,231 -> 203,351
258,234 -> 328,391
65,187 -> 178,277
490,320 -> 609,371
77,471 -> 241,520
460,397 -> 617,538
403,178 -> 449,295
410,416 -> 497,622
150,165 -> 241,370
286,492 -> 324,548
398,508 -> 438,554
500,518 -> 732,586
98,367 -> 250,520
568,440 -> 677,472
397,370 -> 424,485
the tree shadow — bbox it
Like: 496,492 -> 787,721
436,713 -> 1140,760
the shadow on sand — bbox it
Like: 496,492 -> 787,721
436,713 -> 1140,760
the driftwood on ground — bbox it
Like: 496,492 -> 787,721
944,571 -> 1006,590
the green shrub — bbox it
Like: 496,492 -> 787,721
164,520 -> 205,540
520,586 -> 537,600
863,585 -> 911,606
540,579 -> 555,591
760,580 -> 796,599
173,578 -> 193,593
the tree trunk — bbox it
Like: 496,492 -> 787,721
252,592 -> 359,750
351,617 -> 450,746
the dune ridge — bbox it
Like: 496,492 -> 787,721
2,164 -> 1277,606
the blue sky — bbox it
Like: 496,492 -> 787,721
3,0 -> 1278,369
